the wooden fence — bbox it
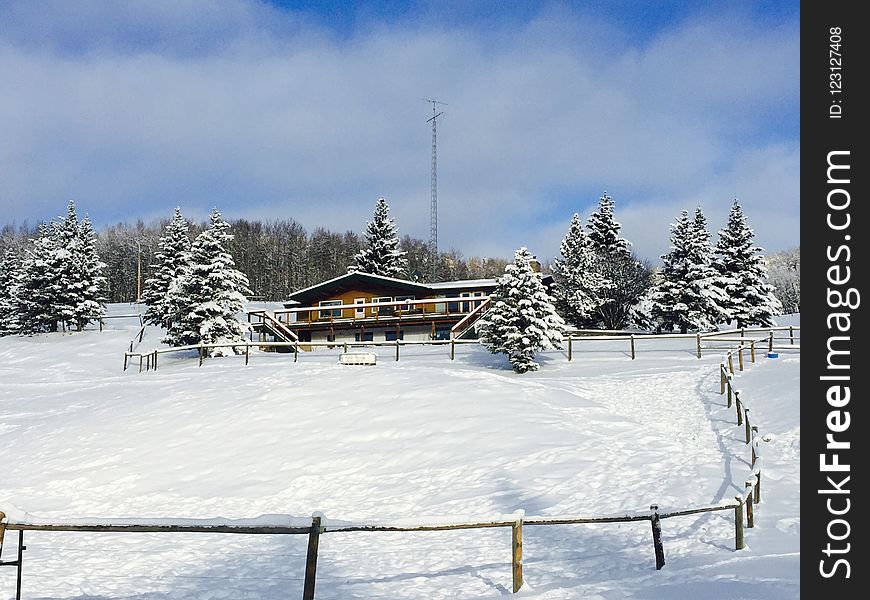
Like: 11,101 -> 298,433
4,336 -> 784,599
122,326 -> 800,372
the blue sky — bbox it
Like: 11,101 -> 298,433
0,0 -> 799,264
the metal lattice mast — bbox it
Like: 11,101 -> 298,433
425,99 -> 446,281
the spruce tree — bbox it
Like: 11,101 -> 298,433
70,215 -> 107,330
650,208 -> 726,333
475,247 -> 566,373
714,200 -> 782,327
586,191 -> 631,257
349,197 -> 408,277
142,207 -> 192,326
17,223 -> 61,333
551,213 -> 610,328
163,209 -> 252,355
0,248 -> 22,336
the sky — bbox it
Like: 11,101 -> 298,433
0,0 -> 800,265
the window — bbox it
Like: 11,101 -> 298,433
354,331 -> 374,342
385,330 -> 405,341
434,326 -> 451,340
395,295 -> 415,312
373,296 -> 394,315
318,300 -> 342,319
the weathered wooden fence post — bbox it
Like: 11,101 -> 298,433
153,350 -> 158,371
720,365 -> 726,395
630,334 -> 636,360
751,426 -> 758,467
395,339 -> 400,361
734,497 -> 745,550
728,352 -> 734,375
450,338 -> 455,360
744,408 -> 751,443
294,341 -> 299,362
750,341 -> 756,363
649,505 -> 666,570
568,336 -> 573,361
303,516 -> 323,600
735,392 -> 743,426
738,347 -> 744,371
123,353 -> 129,371
745,482 -> 755,528
245,344 -> 250,366
512,518 -> 524,593
768,331 -> 774,353
696,333 -> 701,359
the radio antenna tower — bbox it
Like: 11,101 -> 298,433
424,98 -> 446,281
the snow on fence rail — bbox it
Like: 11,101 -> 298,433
121,326 -> 800,372
4,342 -> 782,599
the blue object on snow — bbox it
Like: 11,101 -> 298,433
767,352 -> 779,358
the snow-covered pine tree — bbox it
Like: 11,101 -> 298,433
349,197 -> 408,277
142,207 -> 192,326
0,247 -> 22,336
651,208 -> 727,333
551,213 -> 611,328
586,191 -> 631,257
714,200 -> 782,327
475,247 -> 566,373
16,223 -> 61,333
163,209 -> 252,355
583,191 -> 652,329
70,215 -> 107,330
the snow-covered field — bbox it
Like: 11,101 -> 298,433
0,305 -> 799,599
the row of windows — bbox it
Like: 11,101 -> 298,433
318,293 -> 485,319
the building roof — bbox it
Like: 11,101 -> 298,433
286,271 -> 433,305
428,279 -> 498,290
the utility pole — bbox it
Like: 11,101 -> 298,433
424,98 -> 446,281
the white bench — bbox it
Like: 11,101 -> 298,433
339,352 -> 377,366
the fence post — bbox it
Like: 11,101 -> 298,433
139,355 -> 144,373
99,318 -> 104,332
512,518 -> 524,593
744,408 -> 751,444
755,469 -> 762,504
16,529 -> 24,599
124,353 -> 129,371
728,352 -> 734,375
735,497 -> 745,550
303,515 -> 323,600
450,338 -> 455,360
295,341 -> 299,362
395,339 -> 400,362
696,333 -> 701,359
789,325 -> 794,345
153,350 -> 158,371
343,342 -> 348,354
650,504 -> 666,570
245,344 -> 250,366
745,482 -> 755,528
568,336 -> 573,361
720,365 -> 725,395
735,392 -> 743,426
768,331 -> 774,353
630,334 -> 636,360
199,346 -> 204,367
750,341 -> 756,363
751,426 -> 758,467
738,347 -> 744,371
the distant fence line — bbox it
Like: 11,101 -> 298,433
2,337 -> 788,599
122,325 -> 800,373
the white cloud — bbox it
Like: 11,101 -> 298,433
0,2 -> 799,264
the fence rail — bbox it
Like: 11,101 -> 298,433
122,325 -> 800,372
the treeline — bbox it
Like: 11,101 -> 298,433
0,216 -> 508,304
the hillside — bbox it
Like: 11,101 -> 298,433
0,308 -> 800,599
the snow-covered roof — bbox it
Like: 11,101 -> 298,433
428,279 -> 498,290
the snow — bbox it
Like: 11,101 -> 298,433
0,306 -> 799,599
